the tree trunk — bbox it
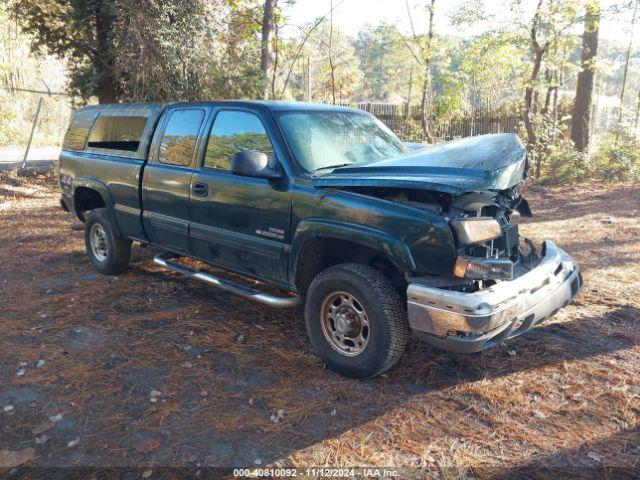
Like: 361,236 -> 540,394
97,75 -> 117,104
420,74 -> 433,142
570,0 -> 600,153
542,68 -> 554,115
618,0 -> 638,126
260,0 -> 277,99
524,48 -> 543,176
271,20 -> 279,100
328,0 -> 336,104
94,0 -> 117,103
405,63 -> 414,123
419,0 -> 435,143
636,87 -> 640,130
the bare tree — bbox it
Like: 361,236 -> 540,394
260,0 -> 278,98
271,20 -> 279,100
523,0 -> 548,171
328,0 -> 337,103
570,0 -> 600,153
617,0 -> 639,126
278,0 -> 345,99
405,0 -> 436,143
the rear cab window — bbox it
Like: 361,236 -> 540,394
159,109 -> 205,166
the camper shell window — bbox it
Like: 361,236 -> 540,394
63,111 -> 98,151
86,115 -> 148,152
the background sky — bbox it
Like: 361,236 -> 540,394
284,0 -> 637,43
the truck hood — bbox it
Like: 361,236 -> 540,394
312,133 -> 528,195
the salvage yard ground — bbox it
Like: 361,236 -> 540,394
0,172 -> 638,478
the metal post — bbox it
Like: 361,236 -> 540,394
19,96 -> 43,172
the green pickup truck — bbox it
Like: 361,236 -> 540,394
59,101 -> 582,378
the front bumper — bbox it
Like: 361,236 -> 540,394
407,241 -> 583,354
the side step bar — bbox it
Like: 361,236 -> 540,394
153,252 -> 303,308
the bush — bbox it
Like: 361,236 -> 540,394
591,129 -> 640,182
540,136 -> 588,183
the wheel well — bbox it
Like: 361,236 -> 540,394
73,187 -> 105,221
295,238 -> 408,296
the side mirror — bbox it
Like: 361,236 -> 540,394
231,150 -> 282,179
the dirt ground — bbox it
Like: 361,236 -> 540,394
0,172 -> 638,479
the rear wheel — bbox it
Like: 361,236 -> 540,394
84,208 -> 131,274
305,263 -> 409,378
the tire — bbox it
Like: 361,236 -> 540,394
84,208 -> 131,275
304,263 -> 409,378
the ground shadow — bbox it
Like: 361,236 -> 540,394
489,426 -> 640,480
1,202 -> 638,473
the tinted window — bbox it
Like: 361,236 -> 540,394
159,109 -> 205,166
63,111 -> 98,150
86,115 -> 148,152
204,111 -> 273,170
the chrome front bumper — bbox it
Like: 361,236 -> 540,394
407,241 -> 583,353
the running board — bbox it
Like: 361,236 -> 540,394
153,252 -> 303,308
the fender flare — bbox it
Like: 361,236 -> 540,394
289,219 -> 416,287
72,177 -> 121,235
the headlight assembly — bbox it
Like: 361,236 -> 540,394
454,256 -> 514,280
450,217 -> 502,245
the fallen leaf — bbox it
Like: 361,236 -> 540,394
135,438 -> 161,454
0,448 -> 36,468
48,413 -> 63,423
32,421 -> 54,435
587,451 -> 602,462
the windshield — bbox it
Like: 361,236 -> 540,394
277,111 -> 407,173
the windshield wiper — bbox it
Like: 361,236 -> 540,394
314,163 -> 354,172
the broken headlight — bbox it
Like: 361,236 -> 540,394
450,217 -> 502,245
453,256 -> 514,280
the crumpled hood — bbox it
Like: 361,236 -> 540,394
312,133 -> 528,195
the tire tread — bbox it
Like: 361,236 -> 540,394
84,208 -> 131,274
305,262 -> 409,378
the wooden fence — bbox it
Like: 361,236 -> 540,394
336,101 -> 521,142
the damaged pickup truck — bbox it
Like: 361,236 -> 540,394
59,101 -> 583,378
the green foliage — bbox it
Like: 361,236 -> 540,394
541,135 -> 588,183
537,125 -> 640,184
8,0 -> 266,103
2,0 -> 639,189
353,24 -> 416,103
591,129 -> 640,181
0,5 -> 72,147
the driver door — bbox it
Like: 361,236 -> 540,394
189,109 -> 292,284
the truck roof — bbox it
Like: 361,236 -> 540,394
75,100 -> 364,115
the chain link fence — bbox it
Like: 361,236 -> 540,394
0,87 -> 73,171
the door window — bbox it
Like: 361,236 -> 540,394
204,111 -> 273,171
159,109 -> 205,166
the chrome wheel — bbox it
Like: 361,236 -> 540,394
90,223 -> 108,261
320,291 -> 370,356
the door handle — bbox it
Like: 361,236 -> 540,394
192,182 -> 209,197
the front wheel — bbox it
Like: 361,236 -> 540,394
84,208 -> 131,274
304,263 -> 409,378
